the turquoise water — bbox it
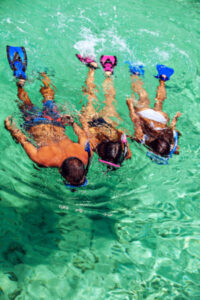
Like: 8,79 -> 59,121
0,0 -> 200,299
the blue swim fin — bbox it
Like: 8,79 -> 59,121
125,61 -> 144,76
6,46 -> 27,80
155,64 -> 174,81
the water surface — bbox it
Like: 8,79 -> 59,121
0,0 -> 200,299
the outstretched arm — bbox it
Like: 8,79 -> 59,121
79,114 -> 91,135
126,98 -> 144,141
170,112 -> 182,130
5,116 -> 38,163
125,142 -> 132,159
73,122 -> 88,146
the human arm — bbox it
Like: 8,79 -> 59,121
170,112 -> 182,130
126,143 -> 132,159
126,98 -> 144,141
73,122 -> 88,146
79,113 -> 91,134
5,116 -> 38,163
60,114 -> 74,126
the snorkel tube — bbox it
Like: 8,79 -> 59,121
65,141 -> 92,189
146,131 -> 178,165
98,134 -> 128,168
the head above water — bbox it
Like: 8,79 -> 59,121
60,157 -> 87,186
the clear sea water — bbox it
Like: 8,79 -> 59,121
0,0 -> 200,299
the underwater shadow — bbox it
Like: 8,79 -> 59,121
0,198 -> 61,271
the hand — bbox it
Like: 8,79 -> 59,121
176,112 -> 182,118
126,98 -> 134,108
5,116 -> 26,143
4,116 -> 16,131
61,114 -> 74,126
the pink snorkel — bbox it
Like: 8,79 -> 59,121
98,134 -> 127,168
98,159 -> 121,168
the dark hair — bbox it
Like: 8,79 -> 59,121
140,119 -> 174,156
60,157 -> 85,186
97,141 -> 123,164
148,137 -> 171,156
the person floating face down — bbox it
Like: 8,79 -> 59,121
75,54 -> 132,170
5,46 -> 92,188
125,63 -> 182,164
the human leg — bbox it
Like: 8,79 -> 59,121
40,73 -> 55,102
131,75 -> 150,111
6,46 -> 32,107
153,64 -> 174,111
76,54 -> 100,120
99,75 -> 121,122
82,67 -> 99,117
17,79 -> 33,107
154,79 -> 167,111
17,80 -> 40,130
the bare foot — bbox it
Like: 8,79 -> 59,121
89,61 -> 98,69
17,79 -> 26,88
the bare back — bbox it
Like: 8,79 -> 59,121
28,124 -> 67,147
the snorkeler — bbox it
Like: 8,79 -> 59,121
75,54 -> 131,169
5,46 -> 92,188
126,63 -> 182,164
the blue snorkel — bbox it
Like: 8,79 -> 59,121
65,141 -> 92,190
146,131 -> 178,165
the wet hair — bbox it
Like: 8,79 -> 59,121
140,119 -> 174,156
60,157 -> 85,186
148,137 -> 171,156
97,141 -> 123,164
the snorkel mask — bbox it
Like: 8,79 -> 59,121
98,134 -> 128,168
146,131 -> 178,165
65,141 -> 92,189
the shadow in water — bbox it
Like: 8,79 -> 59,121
0,200 -> 61,269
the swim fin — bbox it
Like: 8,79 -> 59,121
155,64 -> 174,81
125,61 -> 144,76
6,45 -> 27,80
100,55 -> 117,75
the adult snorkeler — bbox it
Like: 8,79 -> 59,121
126,63 -> 182,165
75,54 -> 131,169
5,46 -> 92,188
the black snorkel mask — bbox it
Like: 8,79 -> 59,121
64,141 -> 92,190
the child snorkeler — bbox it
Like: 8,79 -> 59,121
126,63 -> 182,164
75,54 -> 131,169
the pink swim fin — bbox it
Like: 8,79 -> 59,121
76,54 -> 98,69
100,55 -> 117,75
